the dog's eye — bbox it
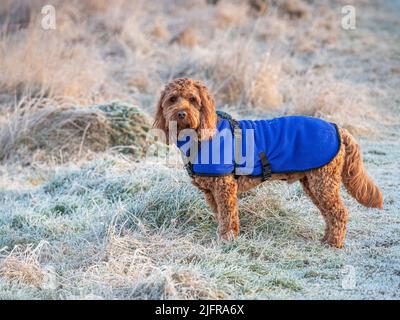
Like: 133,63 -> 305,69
189,97 -> 197,104
169,96 -> 177,103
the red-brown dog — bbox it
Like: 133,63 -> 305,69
153,77 -> 383,248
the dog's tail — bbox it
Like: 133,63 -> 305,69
341,128 -> 383,209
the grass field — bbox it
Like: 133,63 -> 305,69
0,0 -> 399,299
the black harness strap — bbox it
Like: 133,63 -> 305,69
259,152 -> 272,181
184,162 -> 195,178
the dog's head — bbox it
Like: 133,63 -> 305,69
153,78 -> 217,143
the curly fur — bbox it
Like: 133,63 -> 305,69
153,78 -> 383,248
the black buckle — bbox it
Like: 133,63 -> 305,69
259,152 -> 272,181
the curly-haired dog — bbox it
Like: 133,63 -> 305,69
153,78 -> 383,248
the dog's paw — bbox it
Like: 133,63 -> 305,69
321,237 -> 345,249
217,230 -> 236,243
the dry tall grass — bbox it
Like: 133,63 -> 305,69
0,0 -> 370,165
0,0 -> 378,133
0,15 -> 107,104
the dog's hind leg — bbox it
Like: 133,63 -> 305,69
305,148 -> 349,248
300,177 -> 321,208
213,176 -> 239,241
300,177 -> 332,240
300,177 -> 331,242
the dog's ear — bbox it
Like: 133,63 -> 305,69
152,89 -> 169,144
195,80 -> 217,140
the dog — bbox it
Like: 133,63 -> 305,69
153,77 -> 383,248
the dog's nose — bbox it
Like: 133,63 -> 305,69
177,111 -> 186,119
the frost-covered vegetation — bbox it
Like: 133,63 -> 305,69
0,0 -> 399,299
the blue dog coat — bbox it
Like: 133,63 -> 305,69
177,112 -> 340,179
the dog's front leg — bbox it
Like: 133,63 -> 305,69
203,190 -> 219,220
213,176 -> 239,241
192,178 -> 219,220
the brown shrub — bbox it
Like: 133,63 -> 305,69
0,256 -> 44,287
151,20 -> 169,39
170,27 -> 199,48
248,0 -> 269,16
248,67 -> 282,108
214,2 -> 248,28
0,241 -> 51,287
197,35 -> 282,108
280,0 -> 310,19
